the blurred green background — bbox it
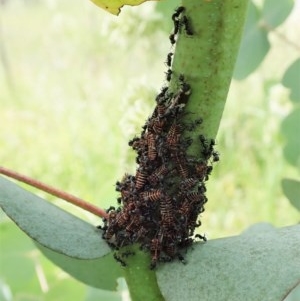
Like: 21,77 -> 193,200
0,0 -> 299,300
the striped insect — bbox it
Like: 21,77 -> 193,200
141,189 -> 164,202
160,196 -> 175,229
147,132 -> 157,161
148,164 -> 169,186
185,192 -> 205,204
178,198 -> 192,218
135,167 -> 148,190
174,153 -> 189,178
125,215 -> 140,234
166,122 -> 182,150
115,210 -> 130,228
195,162 -> 209,180
179,178 -> 198,191
150,238 -> 162,269
152,118 -> 165,134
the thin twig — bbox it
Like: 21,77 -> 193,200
0,166 -> 108,219
260,21 -> 300,52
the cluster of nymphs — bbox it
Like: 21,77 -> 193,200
99,7 -> 219,269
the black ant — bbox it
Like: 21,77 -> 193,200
165,52 -> 173,67
173,19 -> 180,35
106,206 -> 116,213
212,151 -> 220,162
179,74 -> 191,95
177,253 -> 187,264
181,16 -> 193,36
195,233 -> 207,242
172,6 -> 185,21
169,33 -> 176,45
113,253 -> 127,267
121,251 -> 135,258
165,69 -> 172,81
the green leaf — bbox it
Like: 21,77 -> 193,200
157,224 -> 300,301
85,287 -> 123,301
233,1 -> 270,80
0,176 -> 110,259
281,107 -> 300,167
89,0 -> 160,15
0,220 -> 37,293
282,178 -> 300,212
262,0 -> 294,29
44,278 -> 86,301
282,58 -> 300,103
284,284 -> 300,301
35,242 -> 123,291
0,280 -> 12,301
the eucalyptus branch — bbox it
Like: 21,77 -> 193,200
0,166 -> 108,219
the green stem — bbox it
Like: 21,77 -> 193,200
172,0 -> 249,154
123,1 -> 249,300
122,246 -> 165,301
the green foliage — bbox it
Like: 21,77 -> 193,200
0,218 -> 99,301
157,224 -> 300,301
262,0 -> 294,29
281,108 -> 300,167
234,1 -> 270,80
35,243 -> 122,290
0,176 -> 110,259
234,0 -> 295,79
1,0 -> 299,300
1,178 -> 299,301
282,58 -> 300,103
282,179 -> 300,212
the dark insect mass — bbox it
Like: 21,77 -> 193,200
99,6 -> 218,269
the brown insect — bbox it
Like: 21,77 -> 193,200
180,178 -> 198,191
174,154 -> 189,178
185,192 -> 204,204
147,132 -> 157,161
152,118 -> 165,134
141,189 -> 164,202
150,238 -> 161,269
166,122 -> 181,149
148,164 -> 169,186
178,199 -> 192,217
160,196 -> 175,229
125,215 -> 140,234
195,162 -> 208,180
135,167 -> 148,190
115,210 -> 130,228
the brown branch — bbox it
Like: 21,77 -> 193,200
0,166 -> 108,219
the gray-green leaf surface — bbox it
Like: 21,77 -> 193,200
0,176 -> 109,259
157,224 -> 300,301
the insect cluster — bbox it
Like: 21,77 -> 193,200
100,7 -> 218,269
